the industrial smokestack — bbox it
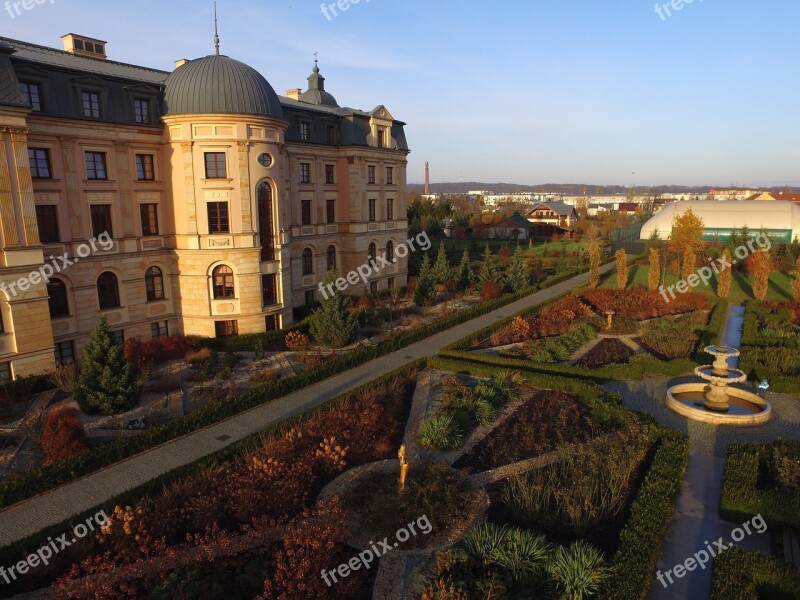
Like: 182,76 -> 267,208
425,161 -> 430,195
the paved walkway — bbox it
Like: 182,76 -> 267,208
0,263 -> 615,548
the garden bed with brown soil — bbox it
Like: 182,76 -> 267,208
453,389 -> 605,473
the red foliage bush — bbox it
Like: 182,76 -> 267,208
480,280 -> 503,302
124,336 -> 195,370
529,295 -> 594,337
581,287 -> 710,320
40,406 -> 88,465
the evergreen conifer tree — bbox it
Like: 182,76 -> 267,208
310,271 -> 359,348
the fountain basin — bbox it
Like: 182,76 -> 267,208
667,383 -> 771,426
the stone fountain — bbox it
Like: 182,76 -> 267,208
666,345 -> 771,426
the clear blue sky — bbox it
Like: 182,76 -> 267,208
3,0 -> 799,187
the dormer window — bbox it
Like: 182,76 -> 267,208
19,82 -> 42,111
300,121 -> 310,142
376,127 -> 386,148
82,91 -> 101,119
61,34 -> 108,60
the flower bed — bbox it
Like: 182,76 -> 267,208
580,287 -> 711,320
576,338 -> 635,368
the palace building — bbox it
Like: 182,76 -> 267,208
0,33 -> 409,379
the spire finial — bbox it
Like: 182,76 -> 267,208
313,51 -> 319,72
213,1 -> 220,55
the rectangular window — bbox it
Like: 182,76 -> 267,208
90,204 -> 113,238
370,281 -> 378,295
54,341 -> 74,366
151,321 -> 169,338
140,203 -> 159,236
300,121 -> 310,141
388,277 -> 395,290
19,82 -> 41,111
133,98 -> 150,124
325,164 -> 335,185
207,202 -> 230,234
82,91 -> 101,118
386,167 -> 394,185
300,162 -> 311,184
304,290 -> 315,306
110,329 -> 125,347
301,200 -> 312,225
369,199 -> 376,222
28,148 -> 51,179
386,198 -> 394,221
262,274 -> 278,306
265,314 -> 279,332
376,128 -> 386,148
326,125 -> 336,144
0,362 -> 11,382
35,205 -> 60,243
368,165 -> 376,185
85,152 -> 108,180
135,154 -> 155,180
204,152 -> 227,179
215,320 -> 239,338
326,199 -> 335,224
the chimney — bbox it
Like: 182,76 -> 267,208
61,34 -> 107,60
425,161 -> 430,195
286,88 -> 302,100
174,59 -> 190,69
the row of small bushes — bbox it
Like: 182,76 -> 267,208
0,373 -> 55,404
598,430 -> 690,600
739,300 -> 800,392
0,265 -> 596,509
719,441 -> 800,530
710,546 -> 800,600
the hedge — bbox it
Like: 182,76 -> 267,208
720,441 -> 800,530
0,264 -> 598,509
710,546 -> 800,600
0,360 -> 428,593
598,430 -> 690,600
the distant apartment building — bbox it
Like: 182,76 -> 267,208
746,191 -> 800,204
708,188 -> 759,201
0,33 -> 409,379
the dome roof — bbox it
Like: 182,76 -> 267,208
299,64 -> 339,108
164,55 -> 283,119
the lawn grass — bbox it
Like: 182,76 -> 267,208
601,264 -> 794,304
441,238 -> 587,263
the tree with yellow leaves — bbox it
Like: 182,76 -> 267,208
748,248 -> 771,301
669,208 -> 705,282
793,256 -> 800,301
615,249 -> 628,290
717,249 -> 732,298
588,238 -> 600,288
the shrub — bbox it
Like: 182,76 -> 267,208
748,248 -> 771,301
588,239 -> 600,288
73,315 -> 140,415
418,414 -> 463,450
40,406 -> 88,465
124,336 -> 195,371
648,248 -> 660,291
718,249 -> 732,298
615,249 -> 628,290
480,280 -> 502,302
710,546 -> 800,600
309,271 -> 359,348
284,331 -> 310,352
549,540 -> 609,600
640,318 -> 700,359
414,254 -> 438,307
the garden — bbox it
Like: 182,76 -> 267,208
0,359 -> 688,600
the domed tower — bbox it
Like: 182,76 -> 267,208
163,49 -> 291,337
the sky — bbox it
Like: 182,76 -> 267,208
2,0 -> 799,187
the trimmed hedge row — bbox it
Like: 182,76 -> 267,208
0,359 -> 427,575
0,265 -> 595,510
598,430 -> 690,600
710,546 -> 800,600
720,441 -> 800,530
738,301 -> 800,393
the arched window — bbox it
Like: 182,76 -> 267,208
212,265 -> 235,299
327,245 -> 336,272
386,241 -> 394,264
302,248 -> 314,275
145,266 -> 165,302
257,182 -> 275,261
368,243 -> 376,264
47,279 -> 69,318
97,272 -> 120,310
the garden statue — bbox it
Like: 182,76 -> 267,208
605,310 -> 615,331
398,445 -> 409,494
